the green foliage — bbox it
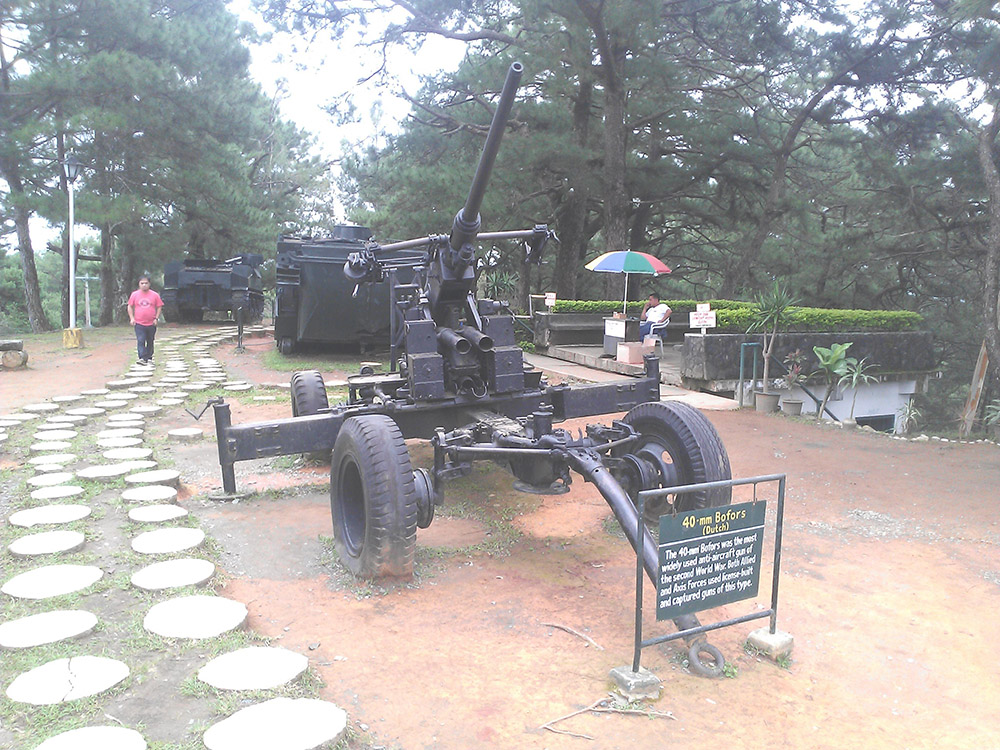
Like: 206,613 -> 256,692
550,299 -> 752,314
839,356 -> 879,419
748,282 -> 798,393
813,342 -> 854,420
984,399 -> 1000,427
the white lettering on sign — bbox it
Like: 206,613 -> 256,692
689,311 -> 717,328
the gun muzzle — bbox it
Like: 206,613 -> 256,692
437,327 -> 472,355
459,327 -> 494,352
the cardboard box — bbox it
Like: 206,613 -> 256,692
617,341 -> 654,364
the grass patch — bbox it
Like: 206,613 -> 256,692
260,348 -> 390,374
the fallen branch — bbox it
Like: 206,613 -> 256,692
540,695 -> 678,739
541,622 -> 604,650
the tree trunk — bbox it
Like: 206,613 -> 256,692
12,200 -> 50,332
99,224 -> 116,325
977,104 -> 1000,390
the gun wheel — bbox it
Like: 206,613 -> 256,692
330,415 -> 418,578
290,370 -> 329,417
618,401 -> 732,522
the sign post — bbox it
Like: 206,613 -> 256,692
689,303 -> 716,335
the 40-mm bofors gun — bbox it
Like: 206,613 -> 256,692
211,62 -> 735,672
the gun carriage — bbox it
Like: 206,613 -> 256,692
211,63 -> 734,671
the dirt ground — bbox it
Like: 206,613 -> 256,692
3,326 -> 1000,750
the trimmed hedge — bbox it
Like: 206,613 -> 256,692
548,300 -> 923,332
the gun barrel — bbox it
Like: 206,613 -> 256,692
437,327 -> 473,355
450,61 -> 523,255
459,327 -> 494,353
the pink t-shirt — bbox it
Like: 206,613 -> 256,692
128,289 -> 163,326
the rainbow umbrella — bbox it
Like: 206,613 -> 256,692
584,251 -> 672,313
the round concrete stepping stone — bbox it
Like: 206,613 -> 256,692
181,382 -> 211,391
35,422 -> 75,432
30,485 -> 85,501
168,427 -> 203,441
113,392 -> 140,400
31,429 -> 77,441
129,405 -> 162,415
23,403 -> 59,412
128,504 -> 187,523
2,564 -> 103,599
27,472 -> 75,488
161,391 -> 188,399
45,414 -> 87,424
202,698 -> 347,750
66,407 -> 106,416
30,441 -> 73,452
29,453 -> 76,465
97,428 -> 144,439
77,464 -> 140,481
119,460 -> 158,472
0,419 -> 20,428
94,400 -> 129,409
131,558 -> 215,591
8,530 -> 86,557
131,386 -> 156,394
131,527 -> 204,554
8,504 -> 92,528
34,463 -> 67,474
107,379 -> 142,389
121,485 -> 177,503
143,595 -> 247,638
108,412 -> 145,422
1,413 -> 38,421
103,447 -> 153,461
198,647 -> 308,690
125,469 -> 181,488
223,383 -> 253,392
157,398 -> 184,406
51,395 -> 85,403
35,725 -> 147,750
6,655 -> 129,705
0,609 -> 98,649
80,388 -> 110,395
98,437 -> 143,448
105,420 -> 145,429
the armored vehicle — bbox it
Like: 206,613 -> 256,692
274,228 -> 424,354
162,254 -> 265,324
211,64 -> 736,673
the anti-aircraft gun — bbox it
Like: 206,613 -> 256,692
211,63 -> 735,673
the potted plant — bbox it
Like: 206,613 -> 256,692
747,282 -> 798,412
813,342 -> 853,422
838,356 -> 879,427
779,349 -> 807,416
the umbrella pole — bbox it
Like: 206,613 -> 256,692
623,273 -> 628,315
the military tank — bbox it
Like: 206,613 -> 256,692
162,254 -> 265,324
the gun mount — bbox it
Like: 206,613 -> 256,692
211,63 -> 736,675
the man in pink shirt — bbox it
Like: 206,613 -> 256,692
127,275 -> 164,364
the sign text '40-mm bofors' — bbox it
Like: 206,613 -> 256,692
211,62 -> 735,671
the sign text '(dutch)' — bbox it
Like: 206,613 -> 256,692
656,501 -> 766,620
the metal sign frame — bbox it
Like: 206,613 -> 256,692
631,473 -> 786,672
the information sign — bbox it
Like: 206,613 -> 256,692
656,501 -> 766,620
544,292 -> 557,307
688,310 -> 717,329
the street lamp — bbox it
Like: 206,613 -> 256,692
63,153 -> 82,335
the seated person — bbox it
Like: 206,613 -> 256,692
639,294 -> 671,338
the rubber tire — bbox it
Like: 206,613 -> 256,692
278,337 -> 294,355
330,415 -> 418,578
290,370 -> 329,417
619,401 -> 732,520
688,642 -> 726,678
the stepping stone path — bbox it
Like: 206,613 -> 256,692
121,484 -> 177,503
6,656 -> 129,705
8,530 -> 86,557
8,504 -> 92,527
34,725 -> 147,750
143,595 -> 247,638
2,564 -> 103,599
2,332 -> 346,748
202,698 -> 347,750
198,647 -> 308,690
131,558 -> 215,591
131,527 -> 205,554
0,609 -> 98,649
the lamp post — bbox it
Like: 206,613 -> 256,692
63,153 -> 82,345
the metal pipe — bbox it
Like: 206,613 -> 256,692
459,327 -> 494,352
436,327 -> 472,355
